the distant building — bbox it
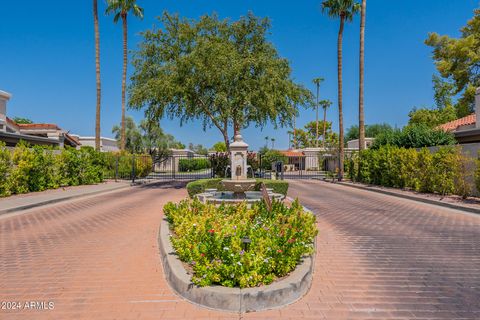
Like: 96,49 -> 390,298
437,87 -> 480,144
70,135 -> 119,152
346,137 -> 375,149
0,90 -> 80,148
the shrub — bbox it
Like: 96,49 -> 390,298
0,142 -> 12,197
372,124 -> 456,149
260,150 -> 288,170
186,178 -> 289,198
164,199 -> 317,288
103,152 -> 152,179
179,158 -> 210,172
352,145 -> 474,197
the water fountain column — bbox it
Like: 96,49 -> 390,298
229,134 -> 248,180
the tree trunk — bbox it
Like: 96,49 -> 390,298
358,0 -> 366,153
121,13 -> 128,151
293,109 -> 297,149
322,106 -> 327,148
337,16 -> 345,180
93,0 -> 101,151
315,83 -> 319,147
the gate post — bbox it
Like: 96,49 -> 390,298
172,156 -> 175,180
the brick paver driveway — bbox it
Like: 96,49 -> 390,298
1,180 -> 479,319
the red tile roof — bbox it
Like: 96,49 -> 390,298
437,114 -> 476,132
17,123 -> 60,130
279,150 -> 305,157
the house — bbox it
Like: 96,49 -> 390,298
70,135 -> 119,152
0,90 -> 80,148
437,87 -> 480,144
346,137 -> 375,149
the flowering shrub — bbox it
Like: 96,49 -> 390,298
164,199 -> 317,288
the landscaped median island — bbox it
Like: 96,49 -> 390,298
164,199 -> 317,288
159,190 -> 318,311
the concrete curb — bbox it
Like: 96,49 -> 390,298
158,218 -> 315,313
0,184 -> 131,216
336,181 -> 480,215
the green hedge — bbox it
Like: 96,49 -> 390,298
0,142 -> 107,197
179,158 -> 210,172
104,152 -> 152,179
164,199 -> 317,288
186,178 -> 289,198
0,142 -> 153,197
348,145 -> 475,198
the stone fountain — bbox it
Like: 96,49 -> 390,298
220,134 -> 256,198
196,133 -> 283,205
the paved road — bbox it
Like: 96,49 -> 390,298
0,180 -> 479,319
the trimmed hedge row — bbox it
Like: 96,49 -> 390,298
0,142 -> 106,197
178,158 -> 210,172
0,142 -> 153,197
347,145 -> 475,198
186,178 -> 289,198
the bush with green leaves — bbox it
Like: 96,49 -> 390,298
179,158 -> 210,172
1,143 -> 114,197
0,142 -> 12,196
351,145 -> 474,197
164,199 -> 317,288
372,124 -> 456,149
260,150 -> 288,170
186,178 -> 289,198
103,152 -> 152,179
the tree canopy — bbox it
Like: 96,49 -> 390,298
112,116 -> 184,154
345,123 -> 393,142
425,8 -> 480,117
12,117 -> 33,124
290,120 -> 337,149
129,12 -> 311,148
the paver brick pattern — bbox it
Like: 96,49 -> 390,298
0,180 -> 479,319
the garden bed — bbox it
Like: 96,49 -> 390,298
159,199 -> 317,312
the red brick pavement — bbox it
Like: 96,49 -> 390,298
1,180 -> 479,319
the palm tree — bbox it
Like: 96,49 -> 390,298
312,77 -> 324,147
93,0 -> 101,151
322,0 -> 360,180
271,138 -> 276,149
264,136 -> 269,148
358,0 -> 366,152
293,103 -> 298,149
106,0 -> 144,151
320,100 -> 333,148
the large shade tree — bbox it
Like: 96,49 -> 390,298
129,12 -> 311,148
425,9 -> 480,117
322,0 -> 360,180
106,0 -> 144,151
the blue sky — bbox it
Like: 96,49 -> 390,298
1,0 -> 478,150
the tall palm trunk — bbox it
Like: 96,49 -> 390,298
315,84 -> 319,147
358,0 -> 366,152
293,110 -> 297,149
93,0 -> 101,151
337,15 -> 345,180
120,13 -> 128,151
322,106 -> 327,148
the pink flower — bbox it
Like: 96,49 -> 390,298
277,249 -> 283,253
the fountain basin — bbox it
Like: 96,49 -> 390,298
196,191 -> 284,205
220,179 -> 257,194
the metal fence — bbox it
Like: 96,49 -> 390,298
104,152 -> 337,182
103,154 -> 214,182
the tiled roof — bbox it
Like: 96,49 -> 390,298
437,114 -> 476,132
279,150 -> 305,157
17,123 -> 60,130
